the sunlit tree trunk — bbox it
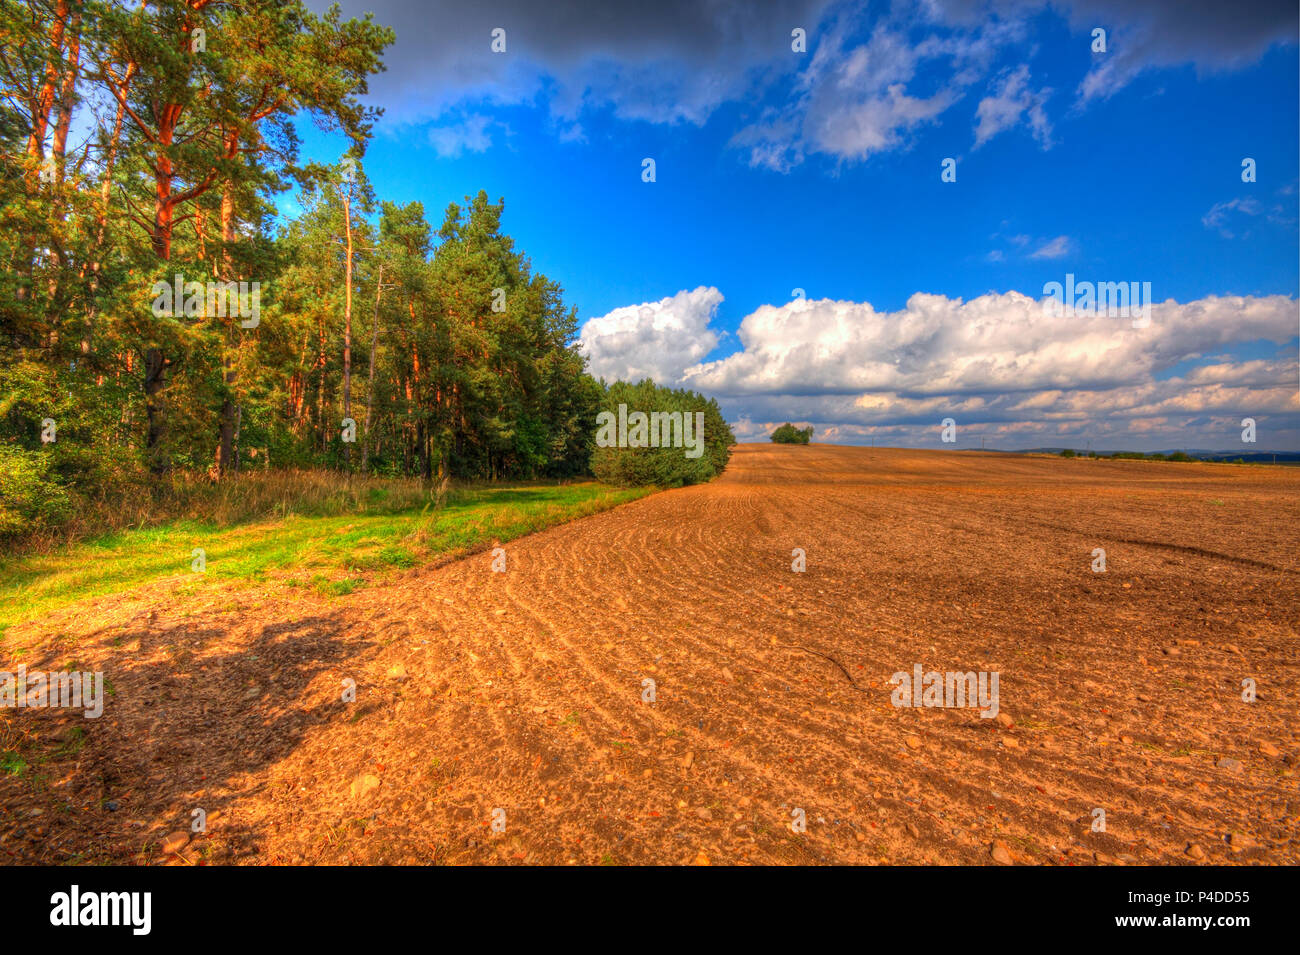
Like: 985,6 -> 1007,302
342,187 -> 354,468
362,262 -> 383,471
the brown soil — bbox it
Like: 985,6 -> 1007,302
2,444 -> 1297,865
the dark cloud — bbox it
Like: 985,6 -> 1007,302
309,0 -> 834,124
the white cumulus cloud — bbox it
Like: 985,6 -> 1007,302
582,284 -> 1300,449
579,286 -> 724,387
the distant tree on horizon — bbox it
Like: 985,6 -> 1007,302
770,423 -> 813,444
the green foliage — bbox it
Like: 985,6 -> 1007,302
590,380 -> 735,487
1060,448 -> 1075,458
770,422 -> 814,444
0,446 -> 72,539
1167,451 -> 1193,462
0,751 -> 27,777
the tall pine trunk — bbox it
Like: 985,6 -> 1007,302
215,184 -> 238,476
341,188 -> 354,468
362,262 -> 383,471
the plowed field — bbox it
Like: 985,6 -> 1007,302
4,444 -> 1297,865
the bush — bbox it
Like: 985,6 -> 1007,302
590,379 -> 735,487
0,446 -> 73,541
1060,449 -> 1075,458
770,423 -> 813,444
1167,451 -> 1193,462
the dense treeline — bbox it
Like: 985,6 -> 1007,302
1,1 -> 614,539
591,379 -> 734,487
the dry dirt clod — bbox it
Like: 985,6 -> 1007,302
350,773 -> 381,801
161,831 -> 190,855
990,841 -> 1013,865
1226,832 -> 1256,851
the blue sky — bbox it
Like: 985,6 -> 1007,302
297,0 -> 1299,450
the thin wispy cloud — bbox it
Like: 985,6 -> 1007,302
1202,197 -> 1262,238
974,64 -> 1052,148
427,113 -> 497,157
1028,235 -> 1072,259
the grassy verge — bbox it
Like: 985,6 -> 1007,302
0,479 -> 654,635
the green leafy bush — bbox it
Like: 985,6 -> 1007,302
590,380 -> 734,487
0,446 -> 73,540
770,423 -> 814,444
